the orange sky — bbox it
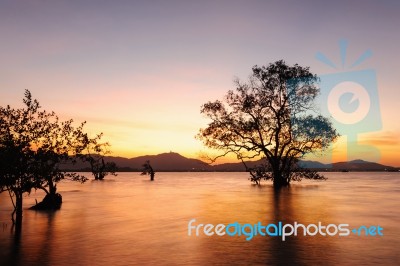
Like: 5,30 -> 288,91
0,1 -> 399,166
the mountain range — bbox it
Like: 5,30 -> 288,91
65,152 -> 398,172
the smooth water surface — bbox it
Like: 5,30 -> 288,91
0,172 -> 399,265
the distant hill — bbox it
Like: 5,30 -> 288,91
212,160 -> 261,171
298,160 -> 330,169
63,152 -> 210,171
62,152 -> 397,172
300,159 -> 395,171
331,159 -> 395,171
124,152 -> 209,171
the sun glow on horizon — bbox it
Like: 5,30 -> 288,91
0,1 -> 399,166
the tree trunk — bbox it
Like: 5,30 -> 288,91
30,193 -> 62,210
48,177 -> 56,195
273,174 -> 290,188
273,169 -> 289,188
271,160 -> 290,188
15,191 -> 23,231
30,178 -> 62,210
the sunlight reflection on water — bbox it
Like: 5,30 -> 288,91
0,172 -> 399,265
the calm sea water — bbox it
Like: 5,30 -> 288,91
0,172 -> 399,265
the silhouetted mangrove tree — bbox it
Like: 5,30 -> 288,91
198,60 -> 339,188
0,90 -> 117,228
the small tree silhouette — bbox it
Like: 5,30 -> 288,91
141,160 -> 155,181
84,134 -> 118,180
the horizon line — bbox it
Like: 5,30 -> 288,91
102,151 -> 399,167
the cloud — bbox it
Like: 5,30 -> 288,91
359,131 -> 400,146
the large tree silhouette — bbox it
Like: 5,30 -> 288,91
0,129 -> 35,228
0,90 -> 96,227
0,91 -> 47,226
198,60 -> 339,188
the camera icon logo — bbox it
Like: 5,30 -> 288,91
318,69 -> 381,135
315,40 -> 382,163
287,40 -> 382,164
328,81 -> 369,125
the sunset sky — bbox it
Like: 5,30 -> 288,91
0,0 -> 399,166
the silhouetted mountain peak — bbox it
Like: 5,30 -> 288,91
348,159 -> 368,164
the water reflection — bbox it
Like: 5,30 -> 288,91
268,188 -> 300,265
195,185 -> 339,265
3,211 -> 57,265
0,172 -> 399,265
30,211 -> 56,265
